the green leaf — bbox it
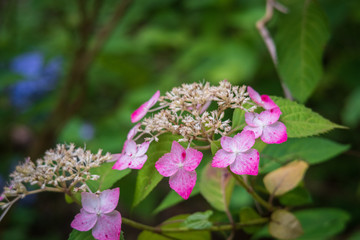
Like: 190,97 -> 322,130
279,186 -> 312,207
132,134 -> 180,208
273,97 -> 345,138
183,210 -> 213,230
232,108 -> 246,130
86,162 -> 131,192
153,184 -> 200,214
260,137 -> 350,173
138,214 -> 211,240
199,163 -> 235,212
210,140 -> 221,156
263,160 -> 308,196
239,207 -> 262,234
269,210 -> 303,240
294,208 -> 350,240
68,229 -> 94,240
276,0 -> 330,102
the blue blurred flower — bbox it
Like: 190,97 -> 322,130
8,51 -> 62,109
79,123 -> 95,141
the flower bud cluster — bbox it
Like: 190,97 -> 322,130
1,144 -> 111,203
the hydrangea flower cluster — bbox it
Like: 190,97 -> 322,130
113,81 -> 287,199
7,51 -> 62,109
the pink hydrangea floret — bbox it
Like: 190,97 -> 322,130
71,188 -> 121,240
244,108 -> 287,144
112,140 -> 150,170
131,90 -> 160,123
155,141 -> 203,199
212,131 -> 259,175
127,123 -> 141,140
248,86 -> 279,111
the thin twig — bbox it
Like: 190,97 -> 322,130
256,0 -> 293,100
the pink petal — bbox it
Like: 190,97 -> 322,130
230,149 -> 259,175
247,86 -> 263,106
245,112 -> 261,127
71,208 -> 97,232
212,149 -> 236,168
99,188 -> 120,214
136,141 -> 150,156
170,141 -> 186,163
183,148 -> 203,172
129,155 -> 148,169
233,131 -> 256,152
169,169 -> 197,200
258,108 -> 281,125
112,154 -> 132,171
261,121 -> 287,144
81,192 -> 100,214
109,154 -> 122,163
260,95 -> 279,110
147,90 -> 160,108
243,125 -> 263,139
127,123 -> 141,140
155,153 -> 179,177
131,103 -> 149,123
92,210 -> 122,240
199,101 -> 211,114
220,136 -> 237,152
124,140 -> 137,155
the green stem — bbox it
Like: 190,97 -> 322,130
227,168 -> 273,211
122,217 -> 268,233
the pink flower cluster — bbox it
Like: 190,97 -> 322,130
71,188 -> 121,240
112,86 -> 287,199
212,87 -> 287,175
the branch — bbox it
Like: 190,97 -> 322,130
256,0 -> 293,100
122,217 -> 269,233
228,167 -> 273,211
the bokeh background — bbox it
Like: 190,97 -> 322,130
0,0 -> 359,239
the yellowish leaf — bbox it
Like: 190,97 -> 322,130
263,160 -> 308,196
269,209 -> 303,239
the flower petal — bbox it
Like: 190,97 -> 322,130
127,123 -> 141,140
131,103 -> 149,123
169,169 -> 197,200
147,90 -> 160,108
81,192 -> 100,213
71,208 -> 97,231
92,210 -> 122,240
261,121 -> 287,144
212,149 -> 236,168
124,140 -> 137,155
220,136 -> 237,152
243,125 -> 263,139
155,153 -> 179,177
183,148 -> 203,171
260,95 -> 278,110
109,153 -> 122,163
112,154 -> 132,171
247,86 -> 263,106
99,188 -> 120,214
129,155 -> 148,169
233,131 -> 255,152
230,149 -> 259,175
170,141 -> 186,163
258,108 -> 281,125
245,112 -> 261,127
136,141 -> 150,156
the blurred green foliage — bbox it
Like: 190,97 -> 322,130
0,0 -> 360,239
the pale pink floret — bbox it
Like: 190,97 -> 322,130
248,86 -> 279,111
244,108 -> 287,144
112,140 -> 150,170
127,123 -> 141,140
155,141 -> 203,199
71,188 -> 121,240
212,131 -> 259,175
131,90 -> 160,123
